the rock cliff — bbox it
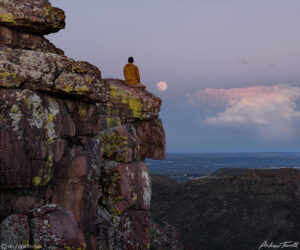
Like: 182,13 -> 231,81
0,1 -> 166,249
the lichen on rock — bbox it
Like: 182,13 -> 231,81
0,0 -> 166,249
0,61 -> 26,88
0,214 -> 30,246
0,0 -> 65,35
99,124 -> 141,163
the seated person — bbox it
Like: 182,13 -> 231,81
123,57 -> 146,90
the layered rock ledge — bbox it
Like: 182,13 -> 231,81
0,0 -> 65,35
0,1 -> 166,249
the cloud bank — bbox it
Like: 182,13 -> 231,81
187,85 -> 300,138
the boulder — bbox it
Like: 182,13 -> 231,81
0,214 -> 30,246
0,0 -> 65,35
30,204 -> 86,249
0,205 -> 87,249
0,47 -> 110,101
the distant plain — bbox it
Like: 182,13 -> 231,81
147,152 -> 300,182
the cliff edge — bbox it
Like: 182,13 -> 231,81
0,1 -> 166,249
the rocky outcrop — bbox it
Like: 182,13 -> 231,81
0,205 -> 86,249
0,1 -> 166,249
0,0 -> 65,35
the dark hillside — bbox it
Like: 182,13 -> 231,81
151,169 -> 300,250
208,167 -> 253,177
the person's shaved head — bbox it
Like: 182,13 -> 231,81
128,57 -> 134,63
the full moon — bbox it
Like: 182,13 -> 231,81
157,81 -> 168,91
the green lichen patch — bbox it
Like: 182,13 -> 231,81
32,176 -> 42,187
99,130 -> 129,163
0,2 -> 65,35
63,85 -> 89,94
32,153 -> 54,187
55,73 -> 91,96
1,90 -> 61,188
78,103 -> 88,119
0,13 -> 16,24
0,64 -> 26,88
44,6 -> 66,29
1,90 -> 61,147
109,206 -> 123,217
106,117 -> 122,128
72,63 -> 87,74
109,85 -> 144,119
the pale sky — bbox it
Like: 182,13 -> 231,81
48,0 -> 300,152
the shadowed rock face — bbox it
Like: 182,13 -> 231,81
0,1 -> 166,249
0,26 -> 64,54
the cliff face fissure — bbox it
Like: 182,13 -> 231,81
0,1 -> 166,249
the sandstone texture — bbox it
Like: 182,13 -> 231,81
0,1 -> 166,249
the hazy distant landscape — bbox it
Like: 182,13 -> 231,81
150,168 -> 300,250
147,153 -> 300,182
148,154 -> 300,248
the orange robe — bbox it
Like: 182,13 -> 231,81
123,63 -> 140,85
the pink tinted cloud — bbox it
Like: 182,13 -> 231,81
188,85 -> 298,108
187,85 -> 300,138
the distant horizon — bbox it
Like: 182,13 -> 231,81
147,150 -> 300,182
